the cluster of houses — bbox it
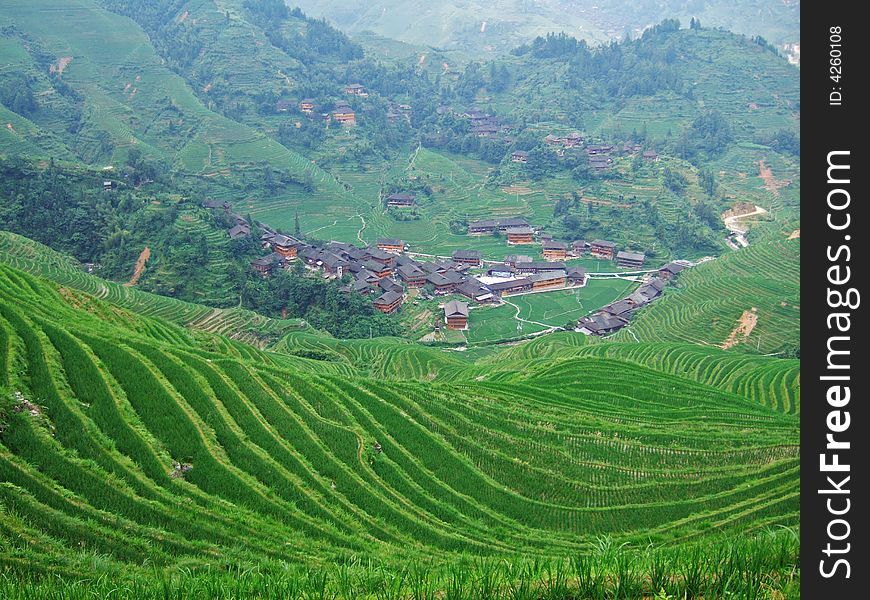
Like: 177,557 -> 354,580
203,200 -> 254,241
465,217 -> 646,267
385,192 -> 417,208
245,222 -> 594,328
462,109 -> 513,139
577,262 -> 686,335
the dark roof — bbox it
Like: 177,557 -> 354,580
566,266 -> 587,279
580,313 -> 628,333
617,251 -> 645,262
517,261 -> 566,271
488,278 -> 532,291
506,226 -> 534,235
373,290 -> 403,306
659,262 -> 686,275
320,253 -> 349,269
468,219 -> 499,229
542,241 -> 566,251
363,260 -> 391,273
591,240 -> 617,248
530,270 -> 566,282
648,278 -> 666,291
452,249 -> 481,260
351,278 -> 372,292
572,240 -> 587,249
425,272 -> 451,286
504,254 -> 533,264
397,263 -> 425,278
512,150 -> 529,157
457,279 -> 491,298
444,300 -> 469,318
602,299 -> 636,316
386,192 -> 416,201
377,238 -> 404,247
365,248 -> 395,262
272,234 -> 299,247
251,252 -> 282,267
441,269 -> 465,284
499,217 -> 529,228
378,278 -> 403,293
228,224 -> 250,239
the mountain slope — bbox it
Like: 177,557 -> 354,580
0,255 -> 798,571
292,0 -> 800,55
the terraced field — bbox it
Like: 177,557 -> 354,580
0,261 -> 799,589
612,234 -> 800,354
0,232 -> 304,347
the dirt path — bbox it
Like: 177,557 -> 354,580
720,308 -> 758,349
356,214 -> 367,244
758,160 -> 790,197
722,204 -> 768,236
124,246 -> 150,287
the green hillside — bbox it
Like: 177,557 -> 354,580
611,231 -> 800,354
0,243 -> 798,596
292,0 -> 799,55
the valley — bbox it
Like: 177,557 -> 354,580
0,1 -> 801,596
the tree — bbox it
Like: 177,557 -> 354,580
294,210 -> 301,236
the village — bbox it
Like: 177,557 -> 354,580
204,196 -> 687,340
198,82 -> 683,342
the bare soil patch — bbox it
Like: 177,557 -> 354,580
787,229 -> 800,240
758,160 -> 791,197
721,308 -> 758,349
125,247 -> 151,287
49,56 -> 73,75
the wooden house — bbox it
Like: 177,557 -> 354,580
616,251 -> 645,268
541,241 -> 567,261
566,266 -> 587,285
488,278 -> 533,297
344,83 -> 366,96
511,150 -> 529,163
377,238 -> 405,254
332,103 -> 356,125
452,249 -> 482,267
590,240 -> 617,260
362,260 -> 393,279
456,280 -> 494,303
506,226 -> 534,245
271,234 -> 300,259
444,300 -> 469,330
386,193 -> 416,207
515,261 -> 566,274
530,270 -> 566,291
658,262 -> 686,280
373,290 -> 403,314
299,99 -> 315,114
396,263 -> 426,288
571,240 -> 587,256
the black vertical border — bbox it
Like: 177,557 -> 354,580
802,4 -> 867,597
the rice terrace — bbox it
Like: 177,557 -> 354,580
0,0 -> 800,597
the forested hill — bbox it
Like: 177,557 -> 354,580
289,0 -> 799,56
